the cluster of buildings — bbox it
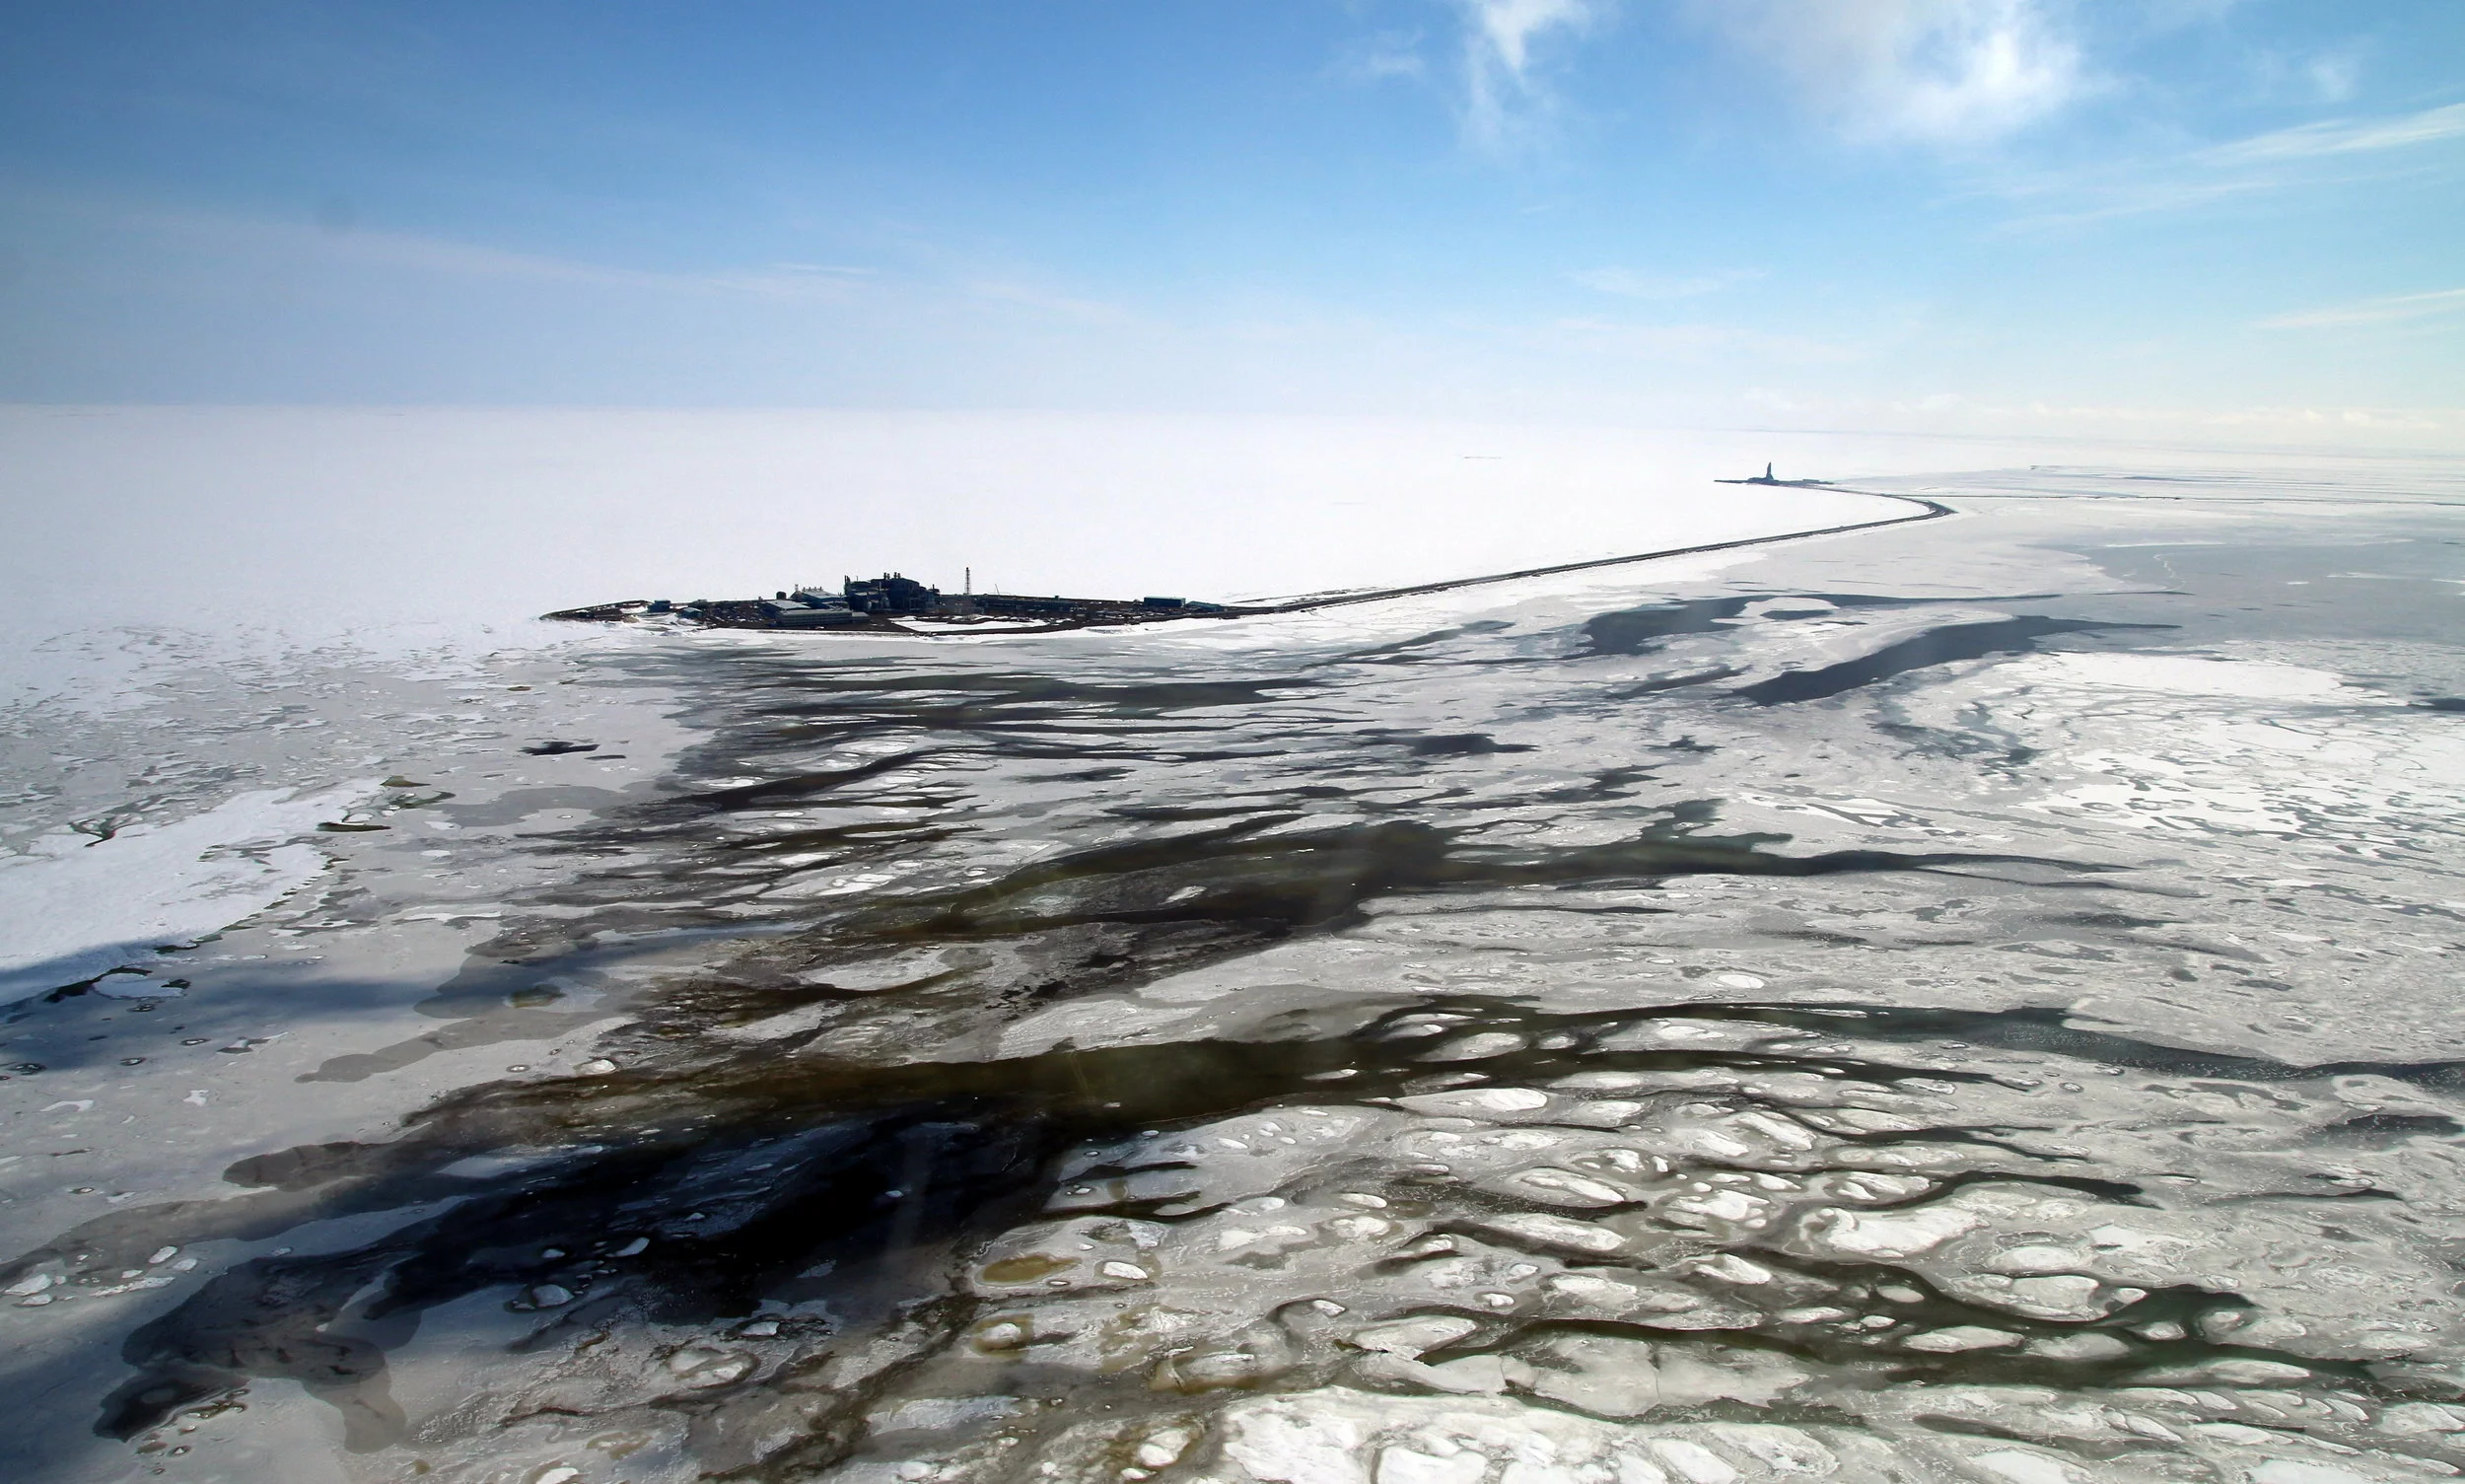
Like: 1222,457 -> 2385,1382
548,574 -> 1231,632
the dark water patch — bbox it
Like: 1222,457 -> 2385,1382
299,922 -> 810,1083
439,786 -> 635,828
100,1246 -> 406,1448
99,1116 -> 1033,1446
1104,802 -> 1285,821
316,784 -> 2118,1088
1737,616 -> 2173,704
2215,1185 -> 2407,1205
226,1141 -> 378,1192
1347,731 -> 1537,757
1306,620 -> 1517,669
1900,1166 -> 2154,1205
1582,593 -> 2063,659
659,748 -> 945,813
619,667 -> 1338,815
1409,733 -> 1533,756
2038,908 -> 2176,932
247,995 -> 2446,1217
53,989 -> 2458,1450
2069,535 -> 2465,648
1536,764 -> 1657,800
743,672 -> 1325,725
496,648 -> 1455,944
2318,1112 -> 2465,1147
709,819 -> 960,865
1872,718 -> 2044,772
742,669 -> 1323,712
1454,764 -> 1661,811
1681,1000 -> 2465,1090
59,998 -> 2006,1282
740,711 -> 1236,742
2418,697 -> 2465,713
1602,668 -> 1744,699
1583,597 -> 1765,657
786,815 -> 2090,955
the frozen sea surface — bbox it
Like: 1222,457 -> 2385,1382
3,449 -> 2465,1484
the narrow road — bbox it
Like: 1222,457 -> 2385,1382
931,485 -> 1954,634
1244,487 -> 1952,616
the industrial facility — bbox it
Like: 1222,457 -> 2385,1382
545,573 -> 1232,633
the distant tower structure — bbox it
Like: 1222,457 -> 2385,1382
1765,462 -> 1775,480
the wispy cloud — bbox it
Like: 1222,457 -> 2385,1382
2258,286 -> 2465,330
86,197 -> 879,302
958,279 -> 1131,321
2298,44 -> 2362,106
290,221 -> 690,291
1551,318 -> 1859,364
1690,0 -> 2086,147
325,233 -> 890,303
1336,29 -> 1429,84
1570,266 -> 1762,300
2198,100 -> 2465,167
765,262 -> 879,278
1995,99 -> 2465,230
1456,0 -> 1603,151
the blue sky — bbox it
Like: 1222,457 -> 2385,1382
1,1 -> 2458,438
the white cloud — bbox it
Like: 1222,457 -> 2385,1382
79,197 -> 879,303
1457,0 -> 1603,150
2198,101 -> 2465,167
1338,29 -> 1429,83
2258,287 -> 2465,330
958,279 -> 1132,321
1571,266 -> 1761,299
293,222 -> 689,291
2304,46 -> 2361,105
1551,317 -> 1859,363
1993,100 -> 2465,231
1692,0 -> 2086,146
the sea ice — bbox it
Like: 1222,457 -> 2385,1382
0,782 -> 367,1001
